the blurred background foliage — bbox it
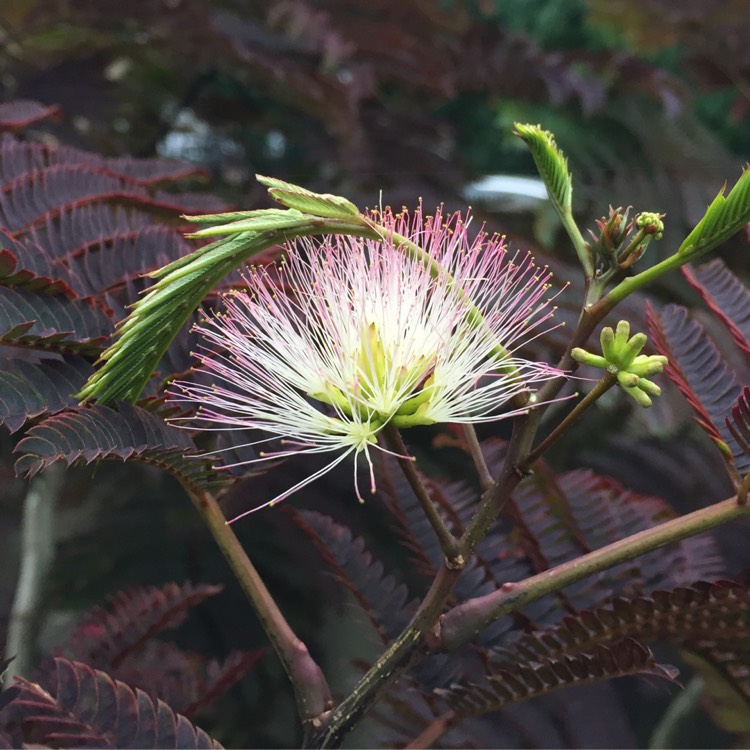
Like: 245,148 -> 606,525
2,0 -> 749,230
0,1 -> 749,747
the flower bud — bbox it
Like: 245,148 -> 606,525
573,321 -> 667,408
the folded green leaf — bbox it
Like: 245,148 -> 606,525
256,174 -> 360,218
182,209 -> 281,223
187,208 -> 308,237
514,122 -> 591,277
513,123 -> 572,217
678,166 -> 750,259
77,232 -> 270,403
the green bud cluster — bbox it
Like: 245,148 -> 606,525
635,212 -> 665,239
571,321 -> 668,407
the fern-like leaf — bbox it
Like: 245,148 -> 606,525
492,579 -> 750,668
648,302 -> 750,474
29,203 -> 155,261
13,403 -> 224,493
72,225 -> 195,298
0,100 -> 60,131
62,582 -> 223,669
81,639 -> 264,722
179,650 -> 266,720
11,658 -> 222,748
0,165 -> 149,231
0,230 -> 77,296
726,386 -> 750,460
292,509 -> 413,642
436,638 -> 676,719
76,230 -> 270,403
683,259 -> 750,360
0,356 -> 92,433
678,166 -> 750,260
0,287 -> 112,353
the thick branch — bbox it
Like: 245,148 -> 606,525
188,489 -> 331,729
434,496 -> 750,650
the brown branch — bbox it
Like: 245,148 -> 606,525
520,371 -> 617,471
433,495 -> 750,651
463,424 -> 494,491
187,488 -> 332,730
383,424 -> 463,567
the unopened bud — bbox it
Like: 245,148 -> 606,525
573,321 -> 667,407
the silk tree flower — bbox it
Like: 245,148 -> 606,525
169,205 -> 564,518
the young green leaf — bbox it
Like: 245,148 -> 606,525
182,209 -> 283,223
678,166 -> 750,260
187,208 -> 308,237
513,123 -> 572,217
77,214 -> 377,404
76,231 -> 275,404
256,174 -> 361,219
513,123 -> 592,277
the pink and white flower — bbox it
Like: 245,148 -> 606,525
169,205 -> 563,517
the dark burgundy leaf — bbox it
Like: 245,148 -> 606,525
292,509 -> 414,643
0,100 -> 61,131
0,355 -> 92,433
684,260 -> 750,361
437,638 -> 677,720
13,659 -> 222,748
13,403 -> 224,494
0,286 -> 112,352
61,582 -> 224,669
648,303 -> 750,474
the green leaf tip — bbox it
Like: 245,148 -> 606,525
187,208 -> 308,237
255,174 -> 361,219
513,123 -> 572,215
514,123 -> 592,277
678,165 -> 750,260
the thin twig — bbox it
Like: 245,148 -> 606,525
458,410 -> 537,558
188,488 -> 332,730
462,424 -> 494,491
520,372 -> 617,471
383,424 -> 463,567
